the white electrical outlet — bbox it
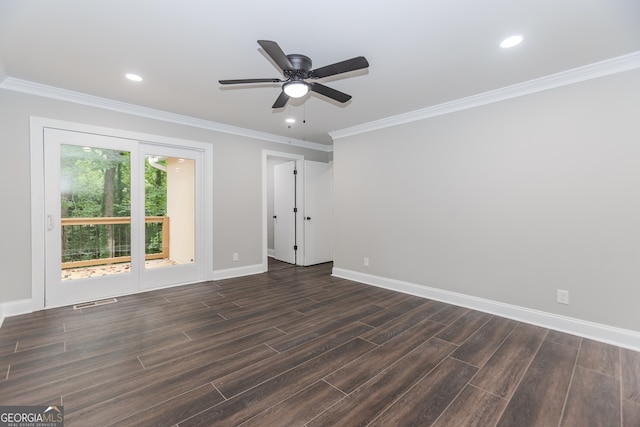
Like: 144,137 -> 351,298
364,257 -> 369,267
233,252 -> 239,262
557,289 -> 569,305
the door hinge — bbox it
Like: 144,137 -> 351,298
293,245 -> 298,251
293,169 -> 298,175
293,207 -> 298,213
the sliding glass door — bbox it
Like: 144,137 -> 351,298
44,128 -> 203,307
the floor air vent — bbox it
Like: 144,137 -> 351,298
73,298 -> 118,310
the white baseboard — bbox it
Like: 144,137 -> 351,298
212,263 -> 265,281
3,299 -> 33,317
332,268 -> 640,352
267,249 -> 275,257
0,299 -> 34,328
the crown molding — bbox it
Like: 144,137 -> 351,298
330,50 -> 640,141
0,77 -> 332,153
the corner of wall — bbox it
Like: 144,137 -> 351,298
0,299 -> 34,328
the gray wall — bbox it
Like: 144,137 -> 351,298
333,70 -> 640,332
0,89 -> 329,304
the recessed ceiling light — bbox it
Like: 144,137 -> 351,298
285,118 -> 296,124
125,73 -> 143,82
500,35 -> 523,48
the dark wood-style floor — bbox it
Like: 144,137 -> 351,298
1,259 -> 639,426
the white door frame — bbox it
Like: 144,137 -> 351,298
30,117 -> 214,311
262,150 -> 304,271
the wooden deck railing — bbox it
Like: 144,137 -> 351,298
61,216 -> 170,269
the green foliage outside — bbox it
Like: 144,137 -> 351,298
60,145 -> 167,262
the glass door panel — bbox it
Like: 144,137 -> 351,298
139,144 -> 203,290
44,129 -> 141,308
60,144 -> 132,280
144,155 -> 196,269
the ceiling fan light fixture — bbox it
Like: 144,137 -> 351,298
283,80 -> 309,98
220,40 -> 369,108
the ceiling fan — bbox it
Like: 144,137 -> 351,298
219,40 -> 369,108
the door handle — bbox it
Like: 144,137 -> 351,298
47,215 -> 55,230
305,217 -> 311,220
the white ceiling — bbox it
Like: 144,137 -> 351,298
1,0 -> 639,145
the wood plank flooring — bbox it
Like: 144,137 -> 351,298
1,259 -> 639,426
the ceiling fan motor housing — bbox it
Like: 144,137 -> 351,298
286,54 -> 312,78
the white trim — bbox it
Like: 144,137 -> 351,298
1,77 -> 332,153
0,299 -> 34,325
330,50 -> 640,141
203,141 -> 215,282
332,267 -> 640,352
31,118 -> 46,311
212,264 -> 265,281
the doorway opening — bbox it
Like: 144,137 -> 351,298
262,150 -> 334,272
264,151 -> 304,271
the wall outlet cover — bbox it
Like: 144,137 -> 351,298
557,289 -> 569,305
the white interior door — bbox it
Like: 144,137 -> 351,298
303,161 -> 333,265
44,128 -> 141,307
273,161 -> 296,264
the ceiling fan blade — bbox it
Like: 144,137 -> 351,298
272,91 -> 289,108
258,40 -> 294,72
310,56 -> 369,79
219,78 -> 283,85
310,83 -> 352,103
